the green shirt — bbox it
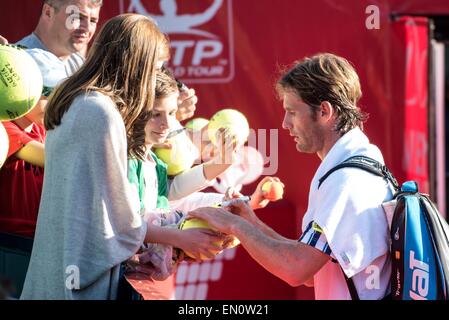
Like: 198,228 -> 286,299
128,151 -> 170,211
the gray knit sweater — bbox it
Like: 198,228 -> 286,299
21,91 -> 146,300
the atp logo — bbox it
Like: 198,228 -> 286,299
123,0 -> 235,84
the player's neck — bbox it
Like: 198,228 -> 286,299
317,130 -> 341,161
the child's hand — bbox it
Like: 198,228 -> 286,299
250,176 -> 285,209
177,250 -> 196,263
176,228 -> 226,262
201,129 -> 241,181
213,128 -> 238,165
223,187 -> 243,202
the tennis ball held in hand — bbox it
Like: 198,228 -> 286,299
261,181 -> 284,201
178,218 -> 223,260
154,132 -> 197,176
207,109 -> 250,147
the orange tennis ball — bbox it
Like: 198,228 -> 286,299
261,181 -> 284,201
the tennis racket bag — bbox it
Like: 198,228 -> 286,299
319,155 -> 449,300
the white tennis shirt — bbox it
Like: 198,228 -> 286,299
301,127 -> 393,300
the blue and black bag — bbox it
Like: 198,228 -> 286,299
318,155 -> 449,300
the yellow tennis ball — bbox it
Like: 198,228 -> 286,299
178,218 -> 223,260
0,123 -> 9,168
207,109 -> 250,146
154,132 -> 197,176
262,181 -> 284,201
0,45 -> 43,120
185,117 -> 209,131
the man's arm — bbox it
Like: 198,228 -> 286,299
223,178 -> 288,241
189,207 -> 330,286
243,211 -> 290,241
230,218 -> 329,286
230,192 -> 291,241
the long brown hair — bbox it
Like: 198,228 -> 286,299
45,13 -> 169,159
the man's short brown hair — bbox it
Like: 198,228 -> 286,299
43,0 -> 103,11
277,53 -> 368,134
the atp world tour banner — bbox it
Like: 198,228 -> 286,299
123,0 -> 234,84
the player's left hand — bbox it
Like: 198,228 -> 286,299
188,207 -> 240,235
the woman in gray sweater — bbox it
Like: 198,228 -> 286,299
20,13 -> 188,300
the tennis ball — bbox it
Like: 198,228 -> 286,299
178,218 -> 223,260
154,132 -> 196,176
0,45 -> 43,120
0,123 -> 9,168
185,117 -> 209,131
262,181 -> 284,201
207,109 -> 249,147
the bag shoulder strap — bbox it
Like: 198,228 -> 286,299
318,155 -> 399,191
343,271 -> 360,300
319,155 -> 399,300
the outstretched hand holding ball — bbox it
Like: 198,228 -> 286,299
207,109 -> 250,148
261,180 -> 284,201
249,177 -> 285,209
222,177 -> 285,213
154,130 -> 197,176
178,218 -> 224,261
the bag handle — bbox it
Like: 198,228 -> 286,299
318,155 -> 399,191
